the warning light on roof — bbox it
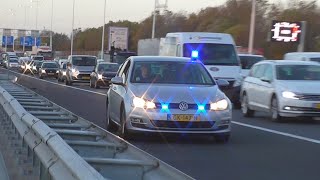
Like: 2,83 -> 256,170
191,50 -> 199,60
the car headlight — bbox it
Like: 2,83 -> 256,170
62,71 -> 66,76
41,70 -> 46,73
98,74 -> 103,79
71,68 -> 76,73
132,97 -> 156,109
33,66 -> 36,70
26,65 -> 31,69
210,99 -> 229,111
282,91 -> 298,99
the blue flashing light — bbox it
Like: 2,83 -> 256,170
162,104 -> 169,110
198,105 -> 205,111
191,50 -> 199,59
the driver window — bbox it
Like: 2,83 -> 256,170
263,65 -> 273,81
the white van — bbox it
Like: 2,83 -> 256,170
284,52 -> 320,63
159,32 -> 242,106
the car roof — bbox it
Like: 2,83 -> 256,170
238,54 -> 264,57
70,55 -> 97,58
258,60 -> 320,65
42,61 -> 57,64
131,56 -> 195,63
98,62 -> 118,65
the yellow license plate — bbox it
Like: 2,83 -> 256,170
82,77 -> 90,80
169,115 -> 200,122
315,104 -> 320,109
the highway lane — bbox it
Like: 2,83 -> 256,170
3,68 -> 320,180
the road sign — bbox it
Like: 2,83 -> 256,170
20,36 -> 41,46
2,36 -> 14,46
108,27 -> 129,51
31,30 -> 40,37
270,20 -> 302,43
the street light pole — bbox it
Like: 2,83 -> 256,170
101,0 -> 107,60
248,0 -> 256,54
50,0 -> 53,50
71,0 -> 76,56
151,0 -> 156,39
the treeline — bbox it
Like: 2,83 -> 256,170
50,0 -> 320,59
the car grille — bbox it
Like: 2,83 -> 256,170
154,103 -> 210,110
151,120 -> 214,129
45,70 -> 57,73
296,95 -> 320,101
77,74 -> 90,79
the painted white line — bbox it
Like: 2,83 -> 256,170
232,121 -> 320,144
6,69 -> 107,96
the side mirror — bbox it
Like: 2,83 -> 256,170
216,79 -> 230,87
111,76 -> 124,85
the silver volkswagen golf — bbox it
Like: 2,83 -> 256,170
106,56 -> 232,142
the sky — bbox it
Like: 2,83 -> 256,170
0,0 -> 226,34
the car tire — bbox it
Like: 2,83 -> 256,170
215,133 -> 230,143
270,97 -> 282,122
106,98 -> 117,132
241,94 -> 254,117
90,79 -> 94,88
119,106 -> 129,139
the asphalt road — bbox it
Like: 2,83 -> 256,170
3,68 -> 320,180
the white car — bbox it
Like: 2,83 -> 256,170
241,60 -> 320,121
106,56 -> 232,142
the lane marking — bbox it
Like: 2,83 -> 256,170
232,121 -> 320,144
5,69 -> 107,96
5,69 -> 320,145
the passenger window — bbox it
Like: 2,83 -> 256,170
250,64 -> 265,78
262,65 -> 273,81
121,61 -> 131,83
176,44 -> 181,56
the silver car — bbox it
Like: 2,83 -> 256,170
106,56 -> 232,142
241,60 -> 320,121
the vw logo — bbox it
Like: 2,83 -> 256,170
179,102 -> 189,111
210,67 -> 220,72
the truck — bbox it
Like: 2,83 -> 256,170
32,46 -> 53,60
137,38 -> 161,56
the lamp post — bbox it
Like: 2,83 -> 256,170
151,0 -> 168,39
50,0 -> 53,50
248,0 -> 256,54
70,0 -> 76,56
101,0 -> 107,60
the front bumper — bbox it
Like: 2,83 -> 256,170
71,72 -> 91,82
41,72 -> 58,77
125,108 -> 232,134
96,77 -> 112,86
279,98 -> 320,118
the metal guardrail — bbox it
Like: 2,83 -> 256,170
0,80 -> 193,180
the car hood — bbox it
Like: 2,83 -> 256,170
276,80 -> 320,94
129,84 -> 225,103
74,66 -> 95,72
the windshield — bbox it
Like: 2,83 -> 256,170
10,59 -> 18,63
98,64 -> 120,72
240,55 -> 265,69
131,61 -> 215,85
183,43 -> 239,66
35,61 -> 43,66
42,63 -> 58,68
72,57 -> 97,66
310,57 -> 320,63
38,52 -> 52,58
34,56 -> 44,60
276,65 -> 320,80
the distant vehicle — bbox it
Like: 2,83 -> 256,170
137,38 -> 161,56
4,55 -> 19,69
238,54 -> 266,77
90,62 -> 120,88
15,51 -> 25,57
57,63 -> 67,82
31,60 -> 43,74
111,51 -> 137,64
159,32 -> 242,107
106,56 -> 232,142
18,57 -> 32,73
241,60 -> 320,121
65,55 -> 97,85
284,52 -> 320,63
39,62 -> 59,79
32,46 -> 53,60
58,59 -> 68,66
0,52 -> 8,66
